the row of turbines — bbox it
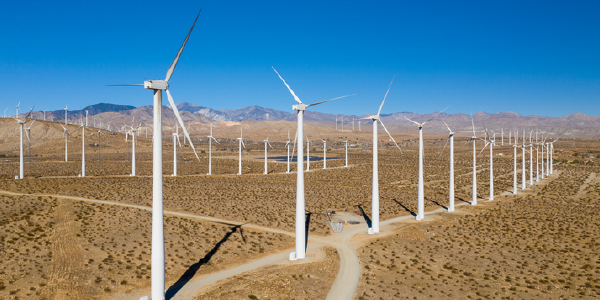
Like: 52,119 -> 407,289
8,11 -> 561,300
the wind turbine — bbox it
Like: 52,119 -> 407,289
272,66 -> 351,260
14,108 -> 34,179
513,139 -> 518,194
535,130 -> 540,182
263,135 -> 273,174
461,115 -> 480,205
362,78 -> 402,231
15,102 -> 20,118
521,130 -> 527,190
285,131 -> 292,173
528,131 -> 533,185
344,139 -> 348,167
477,128 -> 495,201
501,128 -> 504,146
439,119 -> 455,212
172,124 -> 182,176
25,120 -> 36,160
126,120 -> 140,176
237,126 -> 246,175
550,137 -> 558,174
72,123 -> 89,177
404,107 -> 448,218
64,105 -> 68,125
207,124 -> 219,175
60,124 -> 69,162
108,10 -> 202,300
320,139 -> 327,169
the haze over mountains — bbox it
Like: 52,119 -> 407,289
20,102 -> 600,137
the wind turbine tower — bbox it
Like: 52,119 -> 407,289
263,136 -> 273,174
321,139 -> 327,169
237,126 -> 246,175
363,78 -> 402,230
272,67 -> 351,260
404,107 -> 448,218
207,124 -> 219,175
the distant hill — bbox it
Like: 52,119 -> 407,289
20,102 -> 600,138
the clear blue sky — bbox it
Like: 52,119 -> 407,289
1,0 -> 599,117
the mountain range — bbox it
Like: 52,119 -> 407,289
17,102 -> 600,137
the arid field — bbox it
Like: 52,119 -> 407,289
0,118 -> 598,299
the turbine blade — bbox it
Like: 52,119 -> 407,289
423,106 -> 450,125
25,126 -> 31,143
403,116 -> 420,126
306,94 -> 355,107
165,10 -> 202,82
437,137 -> 450,159
377,76 -> 395,116
106,84 -> 144,86
477,142 -> 489,157
379,119 -> 402,153
272,67 -> 302,104
242,140 -> 246,149
441,118 -> 452,133
165,89 -> 200,161
212,136 -> 219,144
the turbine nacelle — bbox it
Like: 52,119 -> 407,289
292,104 -> 307,111
144,80 -> 168,90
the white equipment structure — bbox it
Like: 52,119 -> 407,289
14,108 -> 34,179
439,119 -> 455,212
513,140 -> 518,194
521,130 -> 527,190
362,78 -> 402,232
272,66 -> 351,260
64,105 -> 68,125
207,124 -> 219,175
263,136 -> 273,174
73,123 -> 89,177
320,139 -> 327,169
528,131 -> 534,185
404,107 -> 447,219
15,102 -> 20,118
237,126 -> 246,175
108,10 -> 202,300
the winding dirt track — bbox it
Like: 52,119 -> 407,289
0,170 -> 560,299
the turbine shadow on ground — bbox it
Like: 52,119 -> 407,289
391,199 -> 417,217
428,195 -> 448,210
165,223 -> 245,300
305,212 -> 312,252
356,205 -> 372,228
455,196 -> 471,204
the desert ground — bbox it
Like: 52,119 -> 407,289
0,118 -> 598,299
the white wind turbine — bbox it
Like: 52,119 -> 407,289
362,78 -> 403,231
477,128 -> 495,201
263,135 -> 273,174
14,108 -> 34,179
501,128 -> 504,146
126,120 -> 140,176
550,137 -> 558,174
60,124 -> 69,162
71,122 -> 89,177
461,115 -> 480,205
25,120 -> 36,160
272,67 -> 352,260
64,105 -> 68,125
439,119 -> 455,212
404,107 -> 448,219
15,102 -> 20,118
285,131 -> 292,173
535,130 -> 540,182
528,130 -> 533,185
108,10 -> 202,300
206,124 -> 219,175
344,139 -> 349,167
521,130 -> 527,190
237,126 -> 246,175
171,124 -> 182,176
320,139 -> 327,169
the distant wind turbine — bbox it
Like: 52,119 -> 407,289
237,126 -> 246,175
362,77 -> 402,232
439,119 -> 455,212
263,135 -> 273,174
207,124 -> 219,175
14,108 -> 34,179
404,106 -> 448,219
320,139 -> 327,169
